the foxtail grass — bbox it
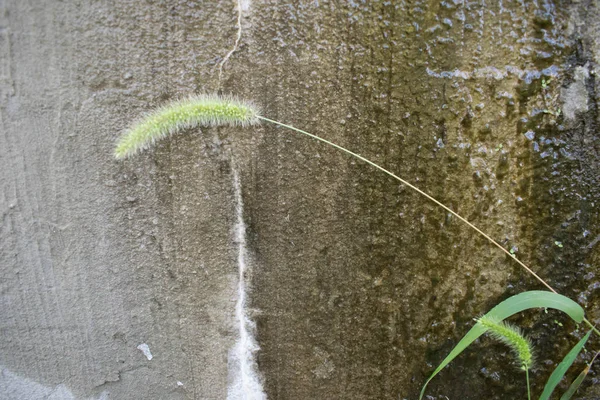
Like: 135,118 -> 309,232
114,95 -> 259,159
113,94 -> 592,319
478,315 -> 534,372
479,314 -> 534,400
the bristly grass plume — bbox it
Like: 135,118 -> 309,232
114,94 -> 260,159
478,315 -> 534,371
478,315 -> 534,399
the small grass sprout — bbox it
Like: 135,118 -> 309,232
478,315 -> 534,371
114,94 -> 260,159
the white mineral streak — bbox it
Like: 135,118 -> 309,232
426,65 -> 560,82
227,167 -> 266,400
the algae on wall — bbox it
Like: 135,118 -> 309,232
0,0 -> 599,399
240,1 -> 600,398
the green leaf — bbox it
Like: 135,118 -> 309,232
539,329 -> 592,400
482,291 -> 584,323
419,323 -> 487,400
560,351 -> 599,400
419,291 -> 584,400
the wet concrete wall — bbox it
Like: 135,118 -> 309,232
1,0 -> 599,399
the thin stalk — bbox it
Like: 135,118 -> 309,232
583,318 -> 600,337
257,115 -> 556,293
526,369 -> 531,400
257,114 -> 599,398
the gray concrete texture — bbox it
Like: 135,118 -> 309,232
0,0 -> 599,399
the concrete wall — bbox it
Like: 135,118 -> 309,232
1,1 -> 599,399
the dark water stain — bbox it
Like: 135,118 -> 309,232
232,0 -> 600,399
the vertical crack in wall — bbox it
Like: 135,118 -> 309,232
227,166 -> 266,400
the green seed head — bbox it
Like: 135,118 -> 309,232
114,94 -> 260,159
478,316 -> 534,371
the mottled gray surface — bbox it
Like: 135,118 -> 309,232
0,0 -> 599,399
1,1 -> 241,399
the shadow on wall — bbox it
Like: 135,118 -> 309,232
0,365 -> 108,400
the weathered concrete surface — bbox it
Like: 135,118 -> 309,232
0,0 -> 599,399
0,1 -> 243,399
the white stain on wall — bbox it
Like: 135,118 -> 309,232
136,343 -> 153,360
226,167 -> 266,400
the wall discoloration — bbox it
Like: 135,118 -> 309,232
0,0 -> 598,399
562,65 -> 589,120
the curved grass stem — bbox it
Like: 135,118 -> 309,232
583,318 -> 600,337
526,369 -> 531,400
257,115 -> 556,293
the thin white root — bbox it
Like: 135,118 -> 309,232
218,0 -> 244,88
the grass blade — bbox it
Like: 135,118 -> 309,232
539,330 -> 592,400
559,351 -> 600,400
419,291 -> 584,400
483,291 -> 584,323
